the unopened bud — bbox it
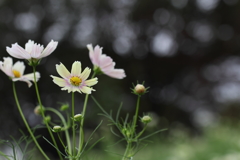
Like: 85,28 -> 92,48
60,103 -> 69,111
53,126 -> 62,132
122,128 -> 131,137
141,115 -> 152,124
135,84 -> 146,94
34,106 -> 42,115
73,114 -> 83,122
43,115 -> 51,124
132,83 -> 149,96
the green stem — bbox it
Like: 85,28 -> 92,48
12,82 -> 50,160
122,142 -> 132,160
132,95 -> 141,134
45,107 -> 72,155
77,72 -> 96,157
32,66 -> 63,160
135,125 -> 147,139
57,133 -> 67,151
77,94 -> 89,155
72,92 -> 76,157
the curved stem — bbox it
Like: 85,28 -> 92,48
132,96 -> 141,134
32,66 -> 63,160
45,107 -> 72,155
12,82 -> 50,160
72,92 -> 76,158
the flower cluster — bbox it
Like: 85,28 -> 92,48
0,39 -> 164,160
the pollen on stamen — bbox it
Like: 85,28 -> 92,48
12,70 -> 21,78
70,76 -> 82,86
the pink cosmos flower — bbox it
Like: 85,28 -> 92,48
50,61 -> 98,94
0,57 -> 40,87
6,40 -> 58,60
87,44 -> 126,79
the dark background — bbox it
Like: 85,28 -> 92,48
1,0 -> 240,158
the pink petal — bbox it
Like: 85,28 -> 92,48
105,69 -> 126,79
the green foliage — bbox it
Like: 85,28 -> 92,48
0,131 -> 38,160
84,123 -> 240,160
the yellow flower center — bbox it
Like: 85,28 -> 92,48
12,70 -> 21,78
70,76 -> 82,86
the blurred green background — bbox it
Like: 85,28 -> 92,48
1,0 -> 240,159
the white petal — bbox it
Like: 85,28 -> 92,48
85,77 -> 98,86
80,67 -> 91,80
56,63 -> 71,78
80,86 -> 94,94
25,40 -> 34,53
2,57 -> 14,77
12,61 -> 25,75
31,43 -> 44,58
23,72 -> 41,82
6,43 -> 31,59
12,78 -> 33,87
71,61 -> 81,76
39,40 -> 58,58
51,75 -> 66,87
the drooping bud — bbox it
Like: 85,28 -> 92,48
141,115 -> 152,124
73,114 -> 83,122
53,126 -> 62,132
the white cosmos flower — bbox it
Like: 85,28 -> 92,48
0,57 -> 40,87
87,44 -> 126,79
51,61 -> 98,94
6,40 -> 58,60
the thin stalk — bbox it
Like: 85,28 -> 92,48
45,107 -> 72,155
132,95 -> 141,134
32,66 -> 63,160
77,94 -> 89,155
77,72 -> 96,156
12,82 -> 50,160
122,142 -> 132,160
57,133 -> 67,150
72,92 -> 76,158
135,125 -> 147,139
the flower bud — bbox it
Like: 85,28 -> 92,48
122,128 -> 131,138
34,106 -> 42,115
60,103 -> 69,111
43,115 -> 51,124
73,114 -> 83,122
53,126 -> 62,132
135,84 -> 145,94
132,83 -> 149,96
141,115 -> 152,124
